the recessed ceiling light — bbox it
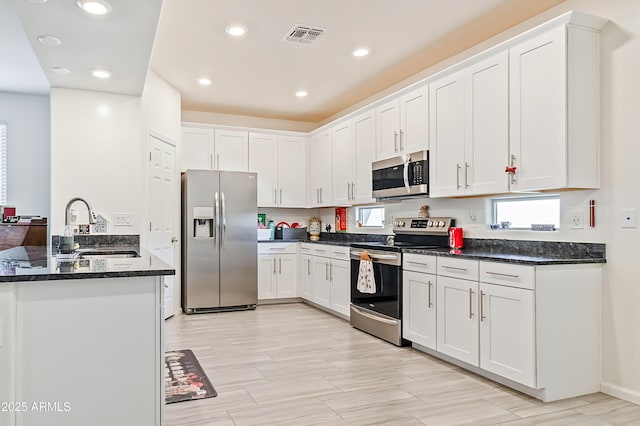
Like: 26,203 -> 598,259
226,25 -> 247,37
76,0 -> 112,16
51,67 -> 70,74
197,77 -> 212,86
295,91 -> 308,98
90,68 -> 113,79
352,48 -> 370,57
37,35 -> 61,46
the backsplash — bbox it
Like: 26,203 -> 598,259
51,234 -> 140,249
465,238 -> 606,260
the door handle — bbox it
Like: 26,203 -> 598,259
221,192 -> 226,250
214,192 -> 219,246
394,131 -> 399,152
279,257 -> 282,274
480,290 -> 486,321
280,189 -> 283,204
170,237 -> 178,243
428,280 -> 433,307
465,162 -> 470,189
273,258 -> 276,274
352,306 -> 398,325
399,129 -> 404,151
469,288 -> 474,318
456,163 -> 462,190
274,188 -> 278,204
307,258 -> 311,276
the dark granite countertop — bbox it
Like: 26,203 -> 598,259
0,246 -> 175,283
403,246 -> 606,265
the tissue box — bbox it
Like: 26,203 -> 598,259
257,229 -> 272,240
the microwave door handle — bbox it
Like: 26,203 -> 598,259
403,161 -> 410,193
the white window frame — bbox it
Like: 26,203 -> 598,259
356,205 -> 385,229
491,194 -> 560,230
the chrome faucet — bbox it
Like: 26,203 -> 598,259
65,197 -> 97,226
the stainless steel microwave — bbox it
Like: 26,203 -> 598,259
371,150 -> 429,200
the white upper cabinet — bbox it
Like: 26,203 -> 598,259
249,132 -> 306,207
180,127 -> 248,172
213,129 -> 249,171
430,51 -> 509,197
376,84 -> 428,160
308,130 -> 333,207
332,121 -> 353,206
351,109 -> 376,204
509,23 -> 601,191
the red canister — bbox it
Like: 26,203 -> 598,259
449,227 -> 464,249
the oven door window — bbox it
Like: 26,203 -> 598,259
350,258 -> 401,319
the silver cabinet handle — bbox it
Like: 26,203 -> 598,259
469,288 -> 474,318
441,265 -> 468,272
279,257 -> 282,274
316,187 -> 320,204
428,280 -> 433,307
399,129 -> 404,151
320,187 -> 323,203
307,258 -> 311,276
274,188 -> 277,204
480,290 -> 486,321
325,262 -> 329,280
394,131 -> 399,152
465,162 -> 470,189
456,163 -> 462,190
347,182 -> 350,200
510,154 -> 517,184
280,189 -> 283,204
406,261 -> 429,267
273,258 -> 276,274
485,271 -> 520,278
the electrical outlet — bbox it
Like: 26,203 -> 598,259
114,213 -> 132,227
569,210 -> 584,229
621,208 -> 637,228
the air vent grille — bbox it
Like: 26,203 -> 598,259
284,24 -> 326,45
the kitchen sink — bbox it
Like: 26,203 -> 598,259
74,249 -> 141,259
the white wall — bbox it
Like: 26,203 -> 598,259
50,88 -> 144,235
0,92 -> 49,217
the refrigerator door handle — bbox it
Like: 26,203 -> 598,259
214,191 -> 219,247
221,191 -> 227,250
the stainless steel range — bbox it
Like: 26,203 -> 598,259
349,217 -> 454,346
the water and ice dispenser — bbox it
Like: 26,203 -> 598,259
193,207 -> 214,238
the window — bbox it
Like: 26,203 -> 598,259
0,123 -> 6,205
357,206 -> 385,228
492,195 -> 560,230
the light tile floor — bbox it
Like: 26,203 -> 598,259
165,303 -> 640,426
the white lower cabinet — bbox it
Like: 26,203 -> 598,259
303,243 -> 350,319
479,282 -> 535,387
402,270 -> 436,349
258,243 -> 297,300
403,254 -> 600,402
436,276 -> 479,365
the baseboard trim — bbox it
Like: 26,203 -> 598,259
601,382 -> 640,405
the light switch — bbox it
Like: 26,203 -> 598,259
621,208 -> 637,228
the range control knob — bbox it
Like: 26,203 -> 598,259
438,220 -> 446,227
396,220 -> 405,227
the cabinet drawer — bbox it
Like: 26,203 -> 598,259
257,242 -> 296,255
403,254 -> 437,274
330,246 -> 350,261
479,261 -> 535,290
311,245 -> 331,258
299,243 -> 314,254
437,257 -> 479,280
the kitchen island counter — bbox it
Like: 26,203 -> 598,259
0,245 -> 174,283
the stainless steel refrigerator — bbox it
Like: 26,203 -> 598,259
181,169 -> 258,313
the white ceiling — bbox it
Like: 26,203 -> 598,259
3,0 -> 566,123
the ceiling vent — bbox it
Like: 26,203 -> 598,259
283,24 -> 326,45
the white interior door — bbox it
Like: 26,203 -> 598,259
147,133 -> 178,319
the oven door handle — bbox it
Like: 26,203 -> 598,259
352,306 -> 398,325
351,250 -> 398,261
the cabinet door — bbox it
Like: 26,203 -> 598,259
277,135 -> 307,207
300,254 -> 314,301
276,254 -> 297,298
180,127 -> 214,171
213,129 -> 248,171
400,85 -> 429,153
429,71 -> 466,197
249,133 -> 278,207
330,259 -> 350,317
509,26 -> 567,191
308,131 -> 333,207
257,255 -> 277,299
312,257 -> 331,308
436,276 -> 479,366
332,122 -> 353,205
403,271 -> 436,349
376,98 -> 401,160
352,110 -> 376,204
480,282 -> 536,387
465,51 -> 509,195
